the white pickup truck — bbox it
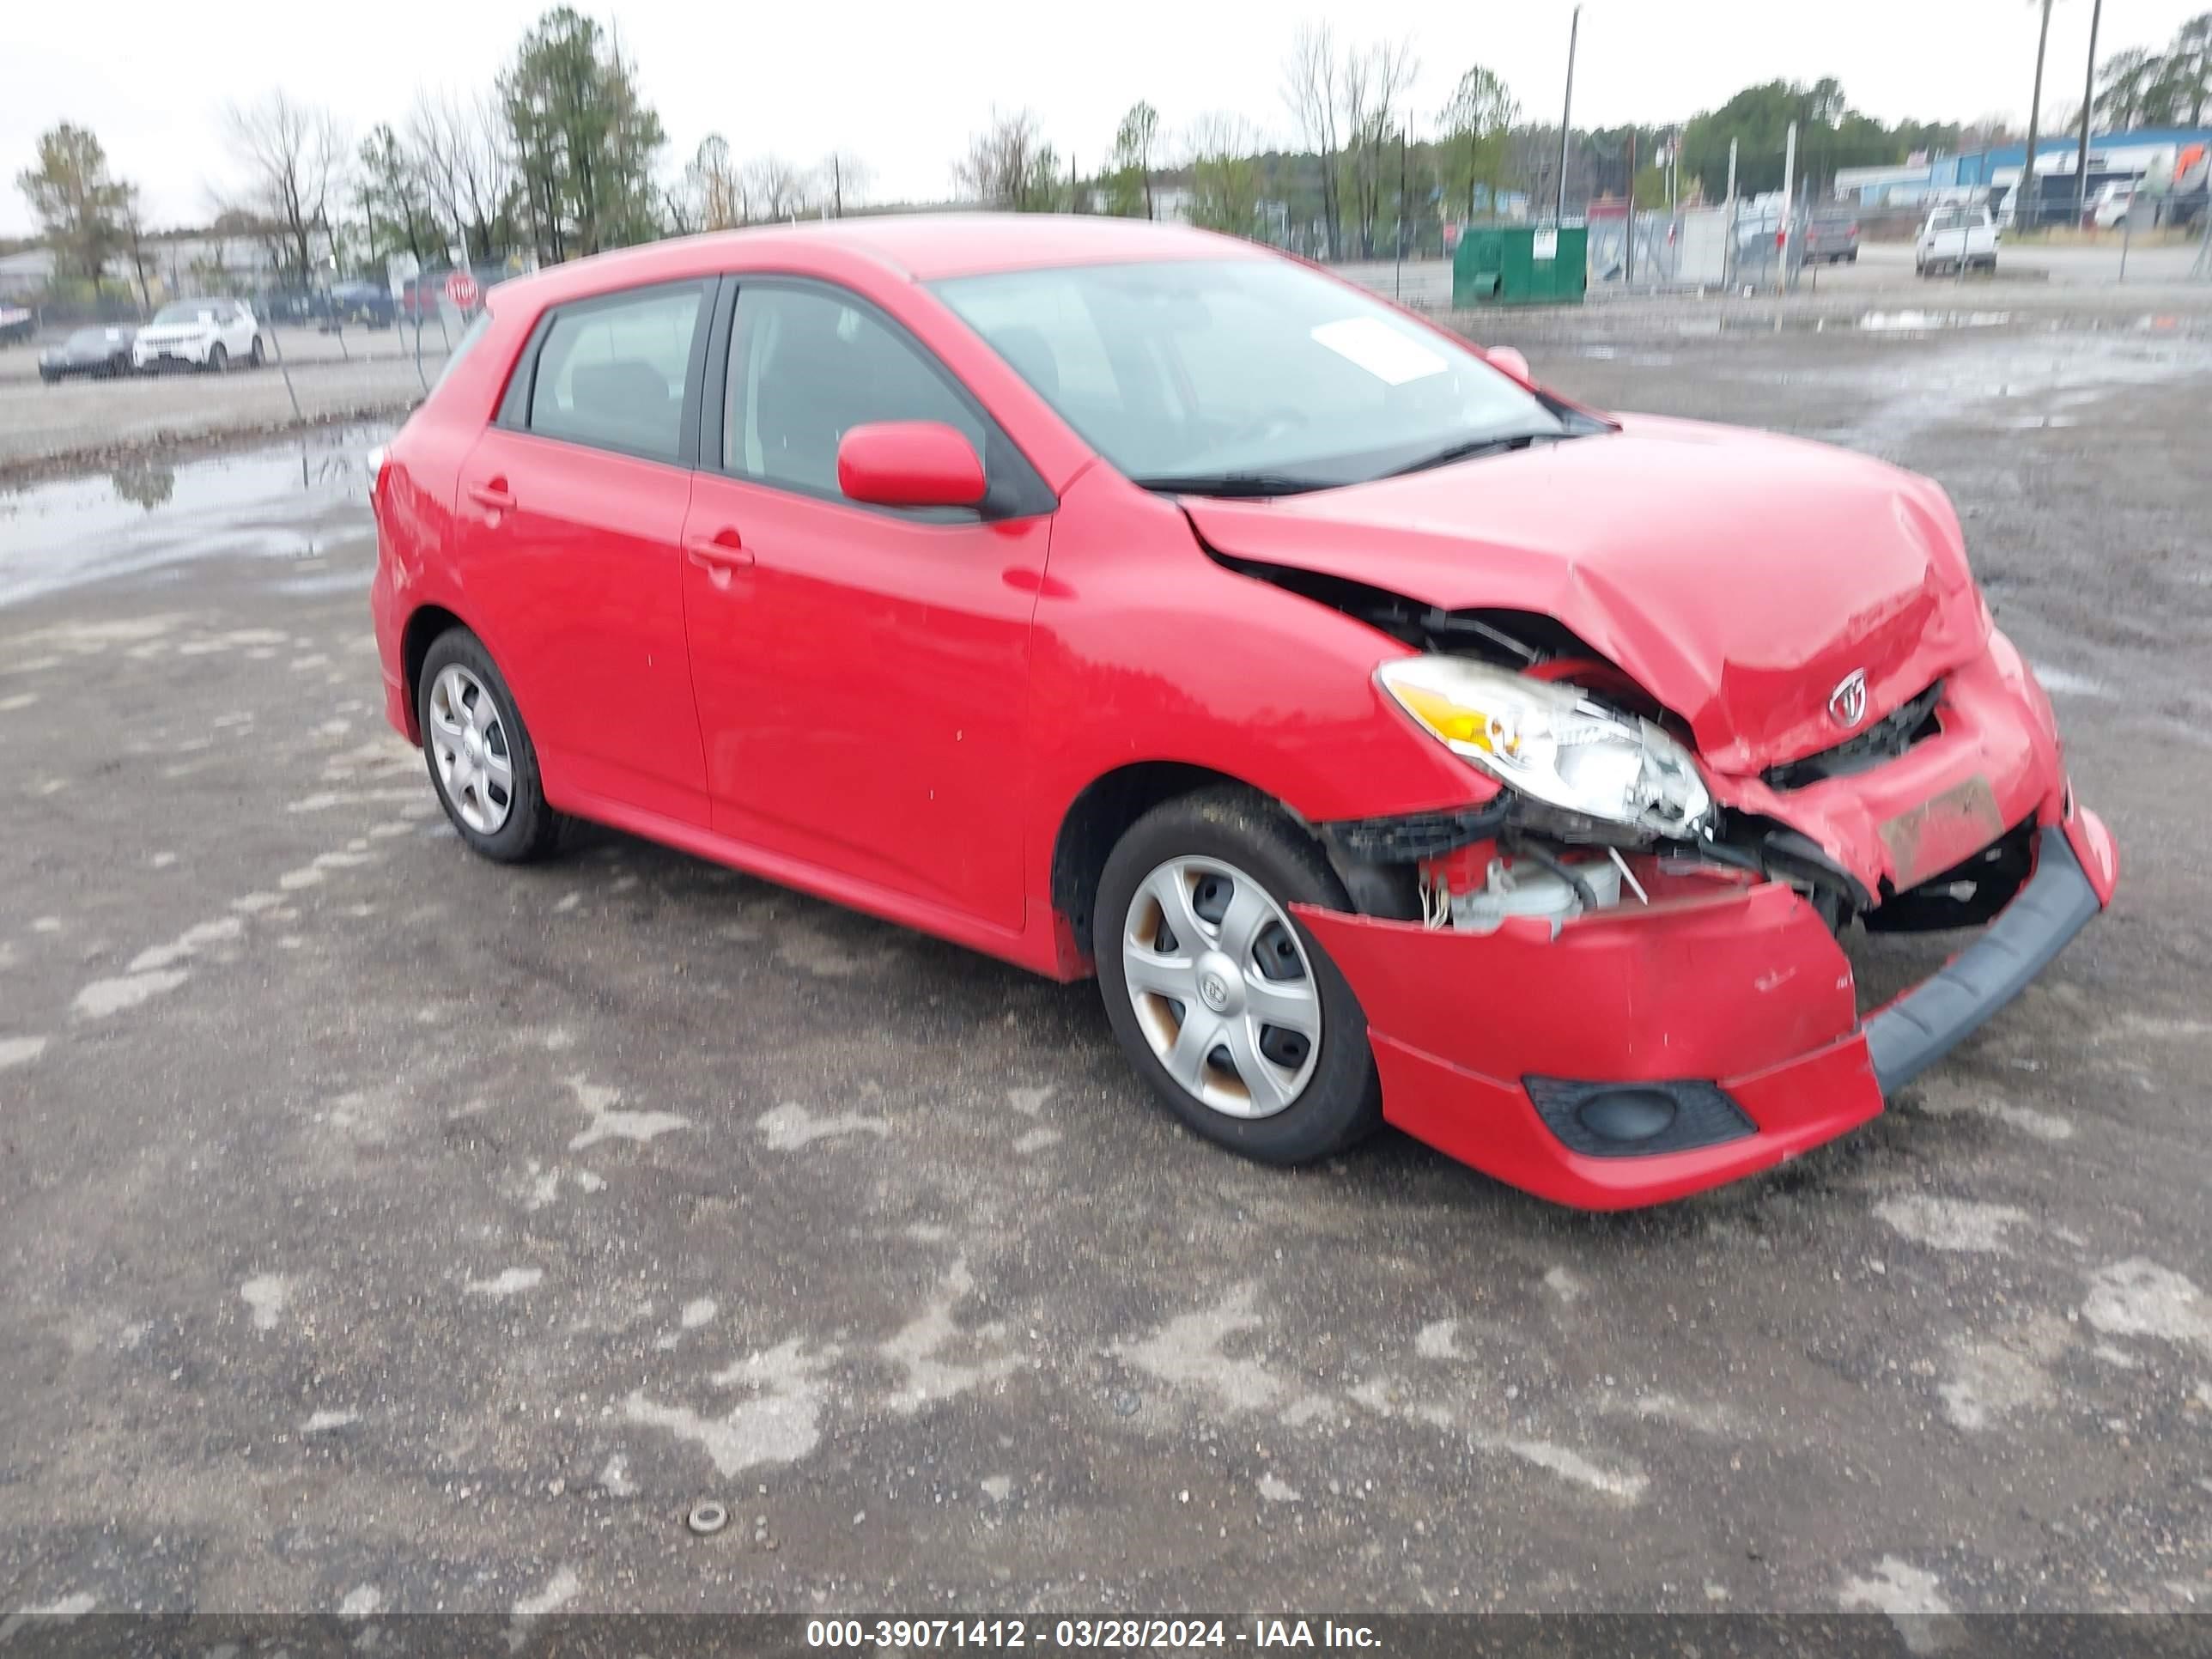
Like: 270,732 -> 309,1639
1915,205 -> 1999,276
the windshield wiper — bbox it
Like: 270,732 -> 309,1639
1130,471 -> 1332,498
1385,429 -> 1571,478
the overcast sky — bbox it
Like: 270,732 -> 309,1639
4,0 -> 2203,237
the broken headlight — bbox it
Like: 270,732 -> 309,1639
1376,656 -> 1711,838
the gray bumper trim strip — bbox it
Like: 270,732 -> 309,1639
1866,824 -> 2100,1095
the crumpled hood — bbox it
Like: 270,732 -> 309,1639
1183,414 -> 1990,775
137,324 -> 212,345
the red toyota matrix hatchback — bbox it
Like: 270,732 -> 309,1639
369,216 -> 2117,1209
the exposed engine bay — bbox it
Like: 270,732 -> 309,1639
1213,555 -> 2021,939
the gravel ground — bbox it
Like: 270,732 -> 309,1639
1,304 -> 2209,1629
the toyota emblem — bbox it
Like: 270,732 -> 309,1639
1827,669 -> 1869,729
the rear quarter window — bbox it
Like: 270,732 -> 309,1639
525,283 -> 707,464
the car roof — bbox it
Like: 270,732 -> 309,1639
497,213 -> 1270,311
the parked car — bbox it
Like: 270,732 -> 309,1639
369,216 -> 2115,1211
39,325 -> 136,381
132,297 -> 263,372
0,305 -> 36,346
329,280 -> 397,328
398,276 -> 446,328
258,285 -> 329,325
1799,207 -> 1860,263
1915,205 -> 1999,276
1729,202 -> 1856,264
2090,181 -> 2140,230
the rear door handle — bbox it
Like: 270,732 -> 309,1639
467,478 -> 515,512
684,529 -> 753,572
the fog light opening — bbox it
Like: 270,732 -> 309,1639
1575,1088 -> 1679,1145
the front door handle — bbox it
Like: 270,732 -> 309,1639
684,529 -> 753,573
466,477 -> 515,513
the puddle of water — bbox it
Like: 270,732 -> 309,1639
1829,330 -> 2212,450
1858,310 -> 2013,332
0,422 -> 392,609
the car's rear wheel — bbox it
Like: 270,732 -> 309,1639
1095,787 -> 1382,1164
416,628 -> 562,864
208,343 -> 228,374
249,335 -> 264,368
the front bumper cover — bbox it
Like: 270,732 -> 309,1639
1296,781 -> 2114,1212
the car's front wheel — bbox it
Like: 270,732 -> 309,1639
1095,787 -> 1382,1164
416,628 -> 562,863
249,335 -> 265,368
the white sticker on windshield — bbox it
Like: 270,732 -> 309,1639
1309,317 -> 1449,386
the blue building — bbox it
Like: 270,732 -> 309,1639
1835,126 -> 2212,210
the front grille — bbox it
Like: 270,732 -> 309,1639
1764,679 -> 1944,791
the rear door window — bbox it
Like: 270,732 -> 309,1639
525,283 -> 708,464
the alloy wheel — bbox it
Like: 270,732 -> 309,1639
426,664 -> 515,835
1121,856 -> 1322,1119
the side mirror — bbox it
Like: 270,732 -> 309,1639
1486,346 -> 1531,383
837,421 -> 986,508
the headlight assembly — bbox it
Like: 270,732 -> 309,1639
1376,656 -> 1711,839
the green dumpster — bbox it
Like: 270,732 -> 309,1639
1452,224 -> 1587,307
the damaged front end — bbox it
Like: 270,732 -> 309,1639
1271,588 -> 2114,1209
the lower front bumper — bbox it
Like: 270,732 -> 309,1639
1295,805 -> 2115,1211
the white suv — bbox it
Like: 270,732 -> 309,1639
132,297 -> 263,373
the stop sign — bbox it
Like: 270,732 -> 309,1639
444,270 -> 480,311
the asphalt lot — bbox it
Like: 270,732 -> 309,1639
2,302 -> 2210,1626
0,322 -> 453,474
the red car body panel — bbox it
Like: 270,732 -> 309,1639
1181,414 -> 1989,778
1302,799 -> 2115,1210
368,216 -> 2116,1209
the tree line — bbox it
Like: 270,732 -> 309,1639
2091,13 -> 2212,129
15,6 -> 2209,299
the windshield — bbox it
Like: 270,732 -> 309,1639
65,328 -> 118,349
932,257 -> 1570,491
154,300 -> 226,325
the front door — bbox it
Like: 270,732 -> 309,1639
449,278 -> 714,823
679,279 -> 1053,934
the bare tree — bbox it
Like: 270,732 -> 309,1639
1339,36 -> 1419,257
820,150 -> 872,217
221,92 -> 346,282
686,135 -> 744,228
121,187 -> 155,311
410,91 -> 513,263
1282,21 -> 1343,257
953,109 -> 1061,211
1185,113 -> 1265,238
742,155 -> 813,222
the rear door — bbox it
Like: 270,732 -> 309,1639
677,277 -> 1054,933
448,277 -> 716,824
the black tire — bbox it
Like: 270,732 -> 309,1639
1094,785 -> 1382,1165
208,343 -> 228,374
249,335 -> 264,368
416,627 -> 562,864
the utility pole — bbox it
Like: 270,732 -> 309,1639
1395,126 -> 1408,298
1554,3 -> 1582,222
1781,119 -> 1798,288
1626,129 -> 1638,284
2075,0 -> 2103,226
2021,0 -> 2054,234
1723,137 -> 1739,287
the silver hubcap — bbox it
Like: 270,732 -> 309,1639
427,665 -> 514,835
1121,856 -> 1322,1120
